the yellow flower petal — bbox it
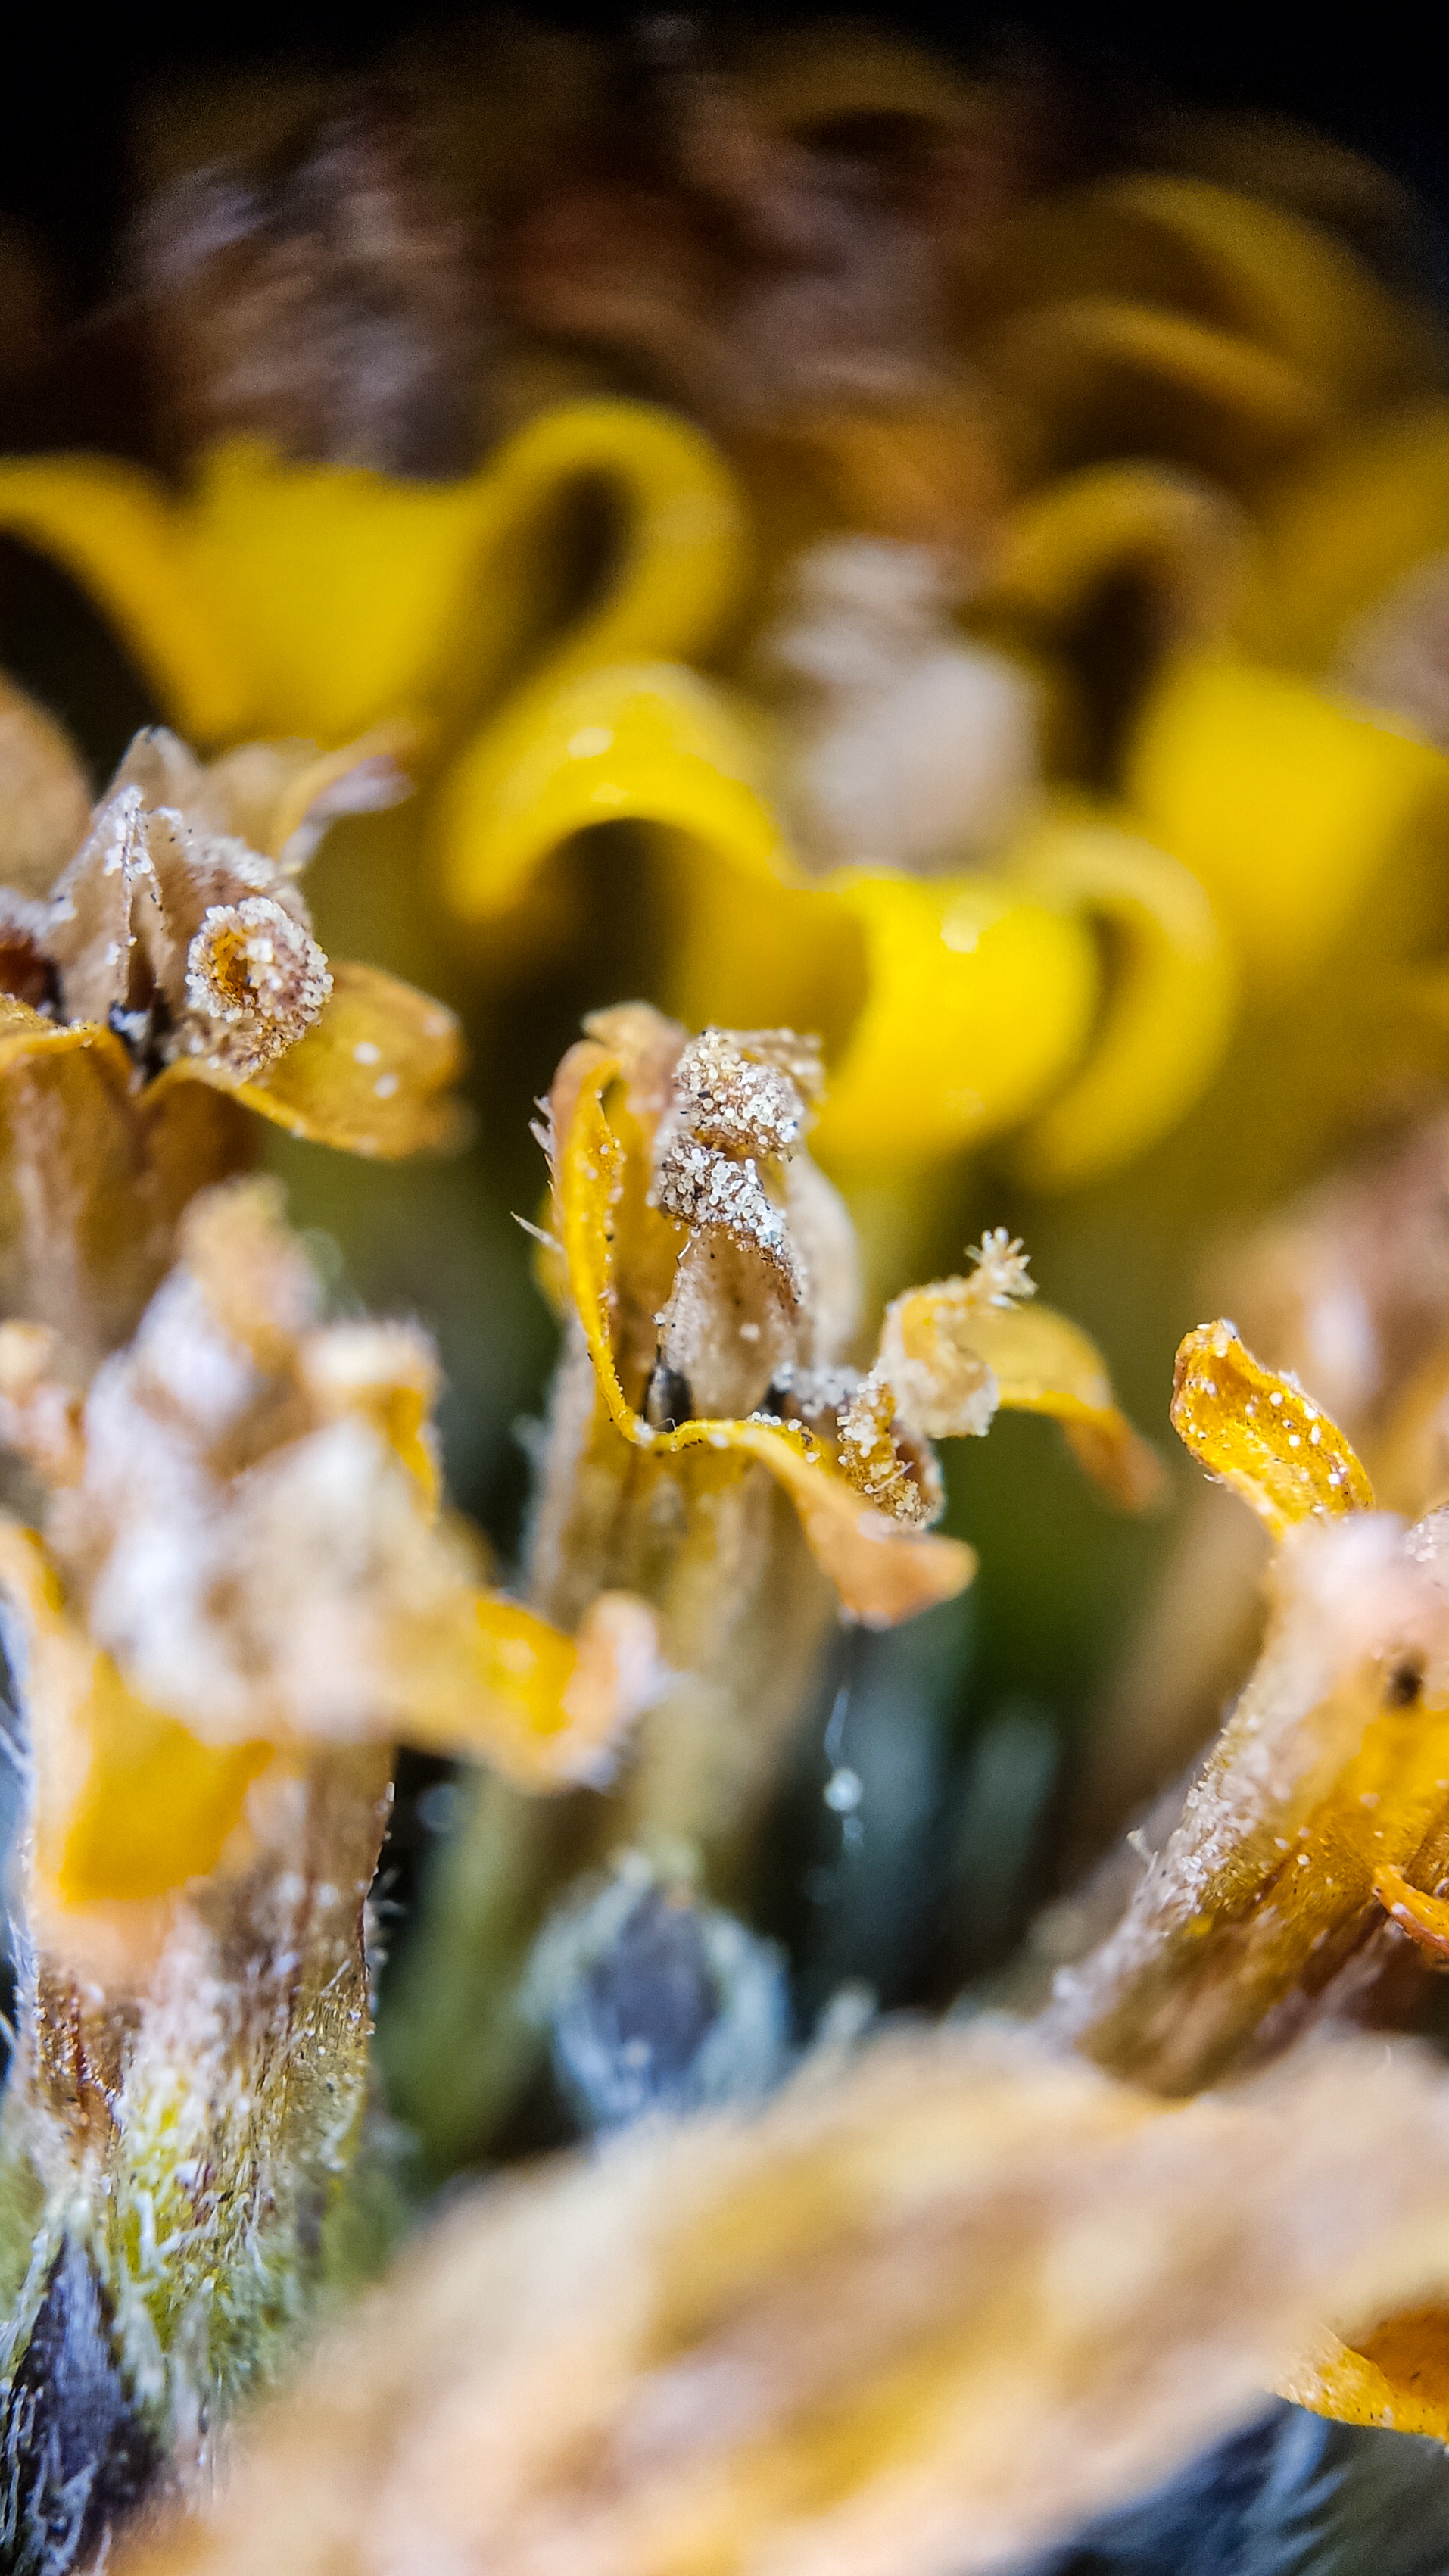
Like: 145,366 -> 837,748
980,300 -> 1328,480
980,461 -> 1246,650
1126,650 -> 1449,991
214,960 -> 464,1158
946,1296 -> 1165,1511
2,1003 -> 253,1365
395,1584 -> 661,1789
1006,812 -> 1234,1189
1170,1320 -> 1374,1537
808,866 -> 1098,1170
0,453 -> 253,744
0,1520 -> 271,1907
1241,403 -> 1449,669
437,661 -> 784,928
1,401 -> 745,753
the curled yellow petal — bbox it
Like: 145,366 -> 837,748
808,867 -> 1098,1171
959,1299 -> 1166,1511
411,1587 -> 662,1790
981,461 -> 1246,650
659,1414 -> 977,1626
1171,1320 -> 1374,1537
221,960 -> 464,1157
1006,812 -> 1234,1190
980,300 -> 1328,481
1242,403 -> 1449,669
0,1521 -> 270,1907
437,660 -> 784,931
0,454 -> 254,744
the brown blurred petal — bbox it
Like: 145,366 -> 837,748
117,2028 -> 1449,2576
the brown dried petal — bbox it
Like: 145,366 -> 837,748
117,2028 -> 1449,2576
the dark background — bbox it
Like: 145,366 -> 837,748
4,6 -> 1447,307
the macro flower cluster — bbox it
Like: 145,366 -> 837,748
6,23 -> 1449,2576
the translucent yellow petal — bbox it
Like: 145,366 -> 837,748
953,1299 -> 1166,1511
1126,650 -> 1449,992
0,454 -> 253,744
657,1414 -> 977,1626
1005,812 -> 1235,1189
1284,2314 -> 1449,2438
217,961 -> 464,1158
1171,1320 -> 1373,1537
1242,403 -> 1449,668
436,661 -> 784,928
0,1520 -> 270,1905
555,1045 -> 976,1622
807,868 -> 1098,1171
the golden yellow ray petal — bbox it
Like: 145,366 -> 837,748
660,1414 -> 977,1626
1126,650 -> 1449,994
435,659 -> 784,931
555,1046 -> 975,1622
981,461 -> 1245,650
0,454 -> 254,744
960,1300 -> 1166,1511
1172,1320 -> 1373,1537
1242,403 -> 1449,669
808,867 -> 1098,1171
1005,812 -> 1235,1190
979,299 -> 1329,482
0,1522 -> 271,1906
212,961 -> 464,1158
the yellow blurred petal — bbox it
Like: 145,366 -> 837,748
418,1587 -> 661,1790
1006,812 -> 1235,1189
0,1520 -> 270,1905
1171,1320 -> 1373,1537
982,460 -> 1245,647
1095,174 -> 1416,402
220,960 -> 464,1158
809,868 -> 1098,1171
972,173 -> 1415,431
980,300 -> 1329,481
0,454 -> 253,744
189,402 -> 746,744
1126,650 -> 1449,991
1285,2312 -> 1449,2437
1243,402 -> 1449,668
437,660 -> 784,929
960,1299 -> 1167,1511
